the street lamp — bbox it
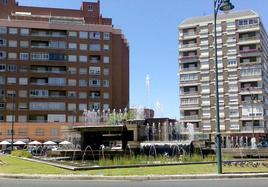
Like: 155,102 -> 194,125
0,94 -> 15,151
214,0 -> 234,174
11,94 -> 15,151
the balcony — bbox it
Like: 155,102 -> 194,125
180,91 -> 198,95
31,70 -> 66,74
239,49 -> 261,57
31,30 -> 67,38
180,55 -> 198,63
180,115 -> 199,120
180,66 -> 199,72
240,87 -> 262,92
238,24 -> 259,30
241,125 -> 264,132
239,36 -> 260,42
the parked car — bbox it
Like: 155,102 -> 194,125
257,141 -> 268,148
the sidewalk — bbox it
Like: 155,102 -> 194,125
0,173 -> 268,181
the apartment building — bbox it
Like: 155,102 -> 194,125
0,0 -> 129,141
179,10 -> 268,142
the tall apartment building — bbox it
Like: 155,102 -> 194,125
0,0 -> 129,141
179,10 -> 268,142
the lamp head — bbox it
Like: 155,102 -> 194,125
219,0 -> 235,14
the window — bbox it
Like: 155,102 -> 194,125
103,92 -> 109,99
68,67 -> 76,75
8,40 -> 17,47
0,64 -> 5,72
9,28 -> 18,35
228,60 -> 237,66
31,53 -> 49,60
103,68 -> 109,76
20,28 -> 29,35
103,80 -> 110,87
0,76 -> 5,84
2,0 -> 8,5
79,92 -> 87,99
79,68 -> 87,75
8,52 -> 17,59
68,103 -> 76,111
89,79 -> 101,87
18,127 -> 27,134
7,128 -> 15,134
51,128 -> 59,136
89,66 -> 101,75
18,103 -> 27,109
7,77 -> 16,84
68,43 -> 77,49
19,78 -> 28,85
89,44 -> 101,51
0,103 -> 5,109
89,32 -> 101,39
68,116 -> 76,123
0,38 -> 6,46
79,55 -> 87,63
103,32 -> 110,40
20,41 -> 29,48
19,90 -> 27,98
103,44 -> 110,51
7,65 -> 16,72
103,56 -> 110,63
0,51 -> 6,59
88,5 -> 93,11
68,31 -> 77,37
68,55 -> 77,62
68,79 -> 76,86
79,79 -> 88,87
79,104 -> 87,111
36,128 -> 45,136
20,53 -> 29,60
79,31 -> 88,39
68,91 -> 76,98
30,90 -> 48,98
6,103 -> 15,110
79,43 -> 87,50
0,26 -> 7,34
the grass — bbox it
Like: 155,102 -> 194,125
0,156 -> 268,176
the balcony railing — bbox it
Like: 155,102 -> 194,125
239,36 -> 259,42
180,115 -> 199,120
31,70 -> 66,74
180,43 -> 197,48
183,31 -> 197,37
238,24 -> 259,30
180,67 -> 199,71
180,91 -> 198,95
241,125 -> 264,132
240,87 -> 262,92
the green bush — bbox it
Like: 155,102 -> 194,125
11,150 -> 32,158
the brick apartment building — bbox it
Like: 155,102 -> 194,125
0,0 -> 129,142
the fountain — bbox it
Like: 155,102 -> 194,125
251,137 -> 257,149
82,145 -> 95,163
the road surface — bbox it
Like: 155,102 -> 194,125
0,178 -> 268,187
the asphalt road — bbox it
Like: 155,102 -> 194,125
0,178 -> 268,187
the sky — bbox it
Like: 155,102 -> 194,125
17,0 -> 268,119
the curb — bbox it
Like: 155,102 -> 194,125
0,173 -> 268,181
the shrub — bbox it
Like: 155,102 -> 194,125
11,150 -> 32,158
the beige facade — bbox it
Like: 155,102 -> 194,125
179,10 -> 268,141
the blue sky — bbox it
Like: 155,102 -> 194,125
17,0 -> 268,119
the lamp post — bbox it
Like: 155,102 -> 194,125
11,93 -> 15,151
214,0 -> 234,174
